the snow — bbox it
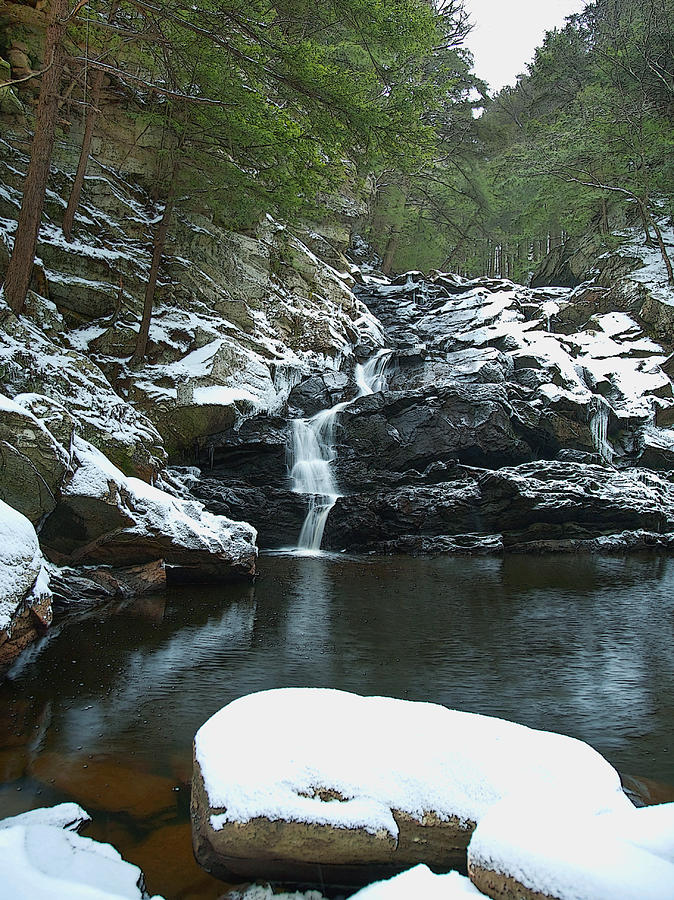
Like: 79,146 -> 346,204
0,809 -> 164,900
350,866 -> 483,899
195,689 -> 628,838
0,499 -> 51,632
67,436 -> 257,556
620,223 -> 674,307
600,802 -> 674,865
0,804 -> 90,833
468,793 -> 674,900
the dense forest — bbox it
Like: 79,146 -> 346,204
368,0 -> 674,283
1,0 -> 673,343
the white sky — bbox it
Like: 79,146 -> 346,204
464,0 -> 588,94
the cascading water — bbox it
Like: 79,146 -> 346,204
289,350 -> 392,553
289,402 -> 349,553
354,349 -> 393,396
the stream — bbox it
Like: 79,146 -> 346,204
0,552 -> 673,897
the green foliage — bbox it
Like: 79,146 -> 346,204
372,0 -> 674,280
99,0 -> 452,227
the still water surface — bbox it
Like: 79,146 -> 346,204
0,553 -> 673,897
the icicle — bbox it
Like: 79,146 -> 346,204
589,397 -> 614,464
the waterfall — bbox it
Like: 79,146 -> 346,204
590,397 -> 614,464
289,351 -> 392,553
354,349 -> 393,396
289,403 -> 348,553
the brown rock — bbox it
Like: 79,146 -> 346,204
30,754 -> 177,821
135,822 -> 233,899
191,753 -> 472,887
469,864 -> 552,900
621,773 -> 674,807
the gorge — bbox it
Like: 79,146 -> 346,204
1,0 -> 674,896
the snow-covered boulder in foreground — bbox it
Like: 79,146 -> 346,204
467,794 -> 674,900
0,804 -> 164,899
191,688 -> 629,886
350,865 -> 483,899
41,438 -> 257,581
0,499 -> 52,670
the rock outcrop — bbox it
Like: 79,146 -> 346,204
41,438 -> 257,581
200,264 -> 674,554
0,499 -> 52,671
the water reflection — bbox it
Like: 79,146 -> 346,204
0,554 -> 673,896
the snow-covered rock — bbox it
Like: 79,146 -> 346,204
0,804 -> 164,900
0,392 -> 69,524
0,498 -> 52,670
467,793 -> 674,900
191,688 -> 629,886
0,308 -> 166,478
41,438 -> 257,580
350,865 -> 483,899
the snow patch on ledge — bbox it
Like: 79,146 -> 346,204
0,804 -> 164,900
350,865 -> 482,899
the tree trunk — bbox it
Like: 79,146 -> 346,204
381,226 -> 401,276
62,67 -> 105,241
638,201 -> 655,247
63,1 -> 120,241
3,0 -> 69,316
131,166 -> 178,365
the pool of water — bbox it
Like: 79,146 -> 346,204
1,553 -> 673,897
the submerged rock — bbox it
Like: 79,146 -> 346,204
191,688 -> 628,888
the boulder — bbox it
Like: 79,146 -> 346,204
191,689 -> 628,888
0,393 -> 70,525
467,795 -> 674,900
0,499 -> 52,671
41,437 -> 257,581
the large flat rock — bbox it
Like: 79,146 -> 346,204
191,689 -> 629,887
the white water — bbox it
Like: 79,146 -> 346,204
355,349 -> 393,396
289,351 -> 392,553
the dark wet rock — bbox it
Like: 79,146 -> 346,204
287,371 -> 355,417
200,416 -> 290,481
324,462 -> 674,554
333,385 -> 533,490
49,560 -> 166,610
192,478 -> 306,548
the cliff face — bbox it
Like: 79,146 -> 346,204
0,6 -> 382,668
